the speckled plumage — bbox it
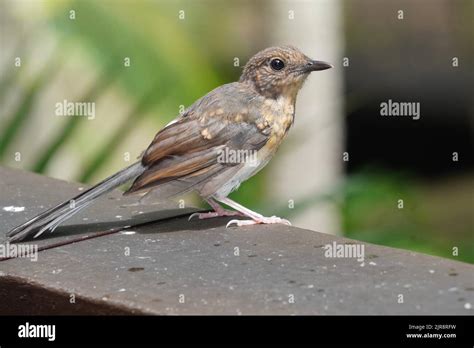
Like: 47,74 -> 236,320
127,46 -> 324,199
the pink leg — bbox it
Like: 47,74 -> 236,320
215,197 -> 291,227
188,198 -> 243,221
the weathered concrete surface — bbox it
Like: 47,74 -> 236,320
0,166 -> 197,248
0,166 -> 473,315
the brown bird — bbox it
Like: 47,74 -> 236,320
7,46 -> 332,242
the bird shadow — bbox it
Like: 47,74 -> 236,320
14,208 -> 234,243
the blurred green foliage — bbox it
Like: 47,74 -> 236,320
278,168 -> 473,264
340,170 -> 474,263
51,0 -> 225,181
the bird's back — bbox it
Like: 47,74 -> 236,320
126,82 -> 274,199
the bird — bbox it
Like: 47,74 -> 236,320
6,45 -> 332,242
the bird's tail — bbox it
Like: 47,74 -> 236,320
7,162 -> 146,243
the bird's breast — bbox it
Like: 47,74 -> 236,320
209,94 -> 297,199
260,96 -> 295,153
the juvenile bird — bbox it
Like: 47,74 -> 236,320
7,46 -> 332,242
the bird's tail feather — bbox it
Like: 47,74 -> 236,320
7,162 -> 145,242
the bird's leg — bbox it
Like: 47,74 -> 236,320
215,197 -> 291,227
188,197 -> 243,221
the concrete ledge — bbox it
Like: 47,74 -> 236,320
1,167 -> 473,315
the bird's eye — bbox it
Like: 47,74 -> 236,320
270,58 -> 285,71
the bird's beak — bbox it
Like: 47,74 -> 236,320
304,60 -> 333,72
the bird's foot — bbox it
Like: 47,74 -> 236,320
188,209 -> 243,221
226,215 -> 291,228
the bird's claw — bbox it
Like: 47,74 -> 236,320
226,216 -> 291,228
189,210 -> 243,221
188,212 -> 201,221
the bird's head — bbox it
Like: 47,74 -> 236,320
240,45 -> 332,100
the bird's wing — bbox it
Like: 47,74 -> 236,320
125,84 -> 271,196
